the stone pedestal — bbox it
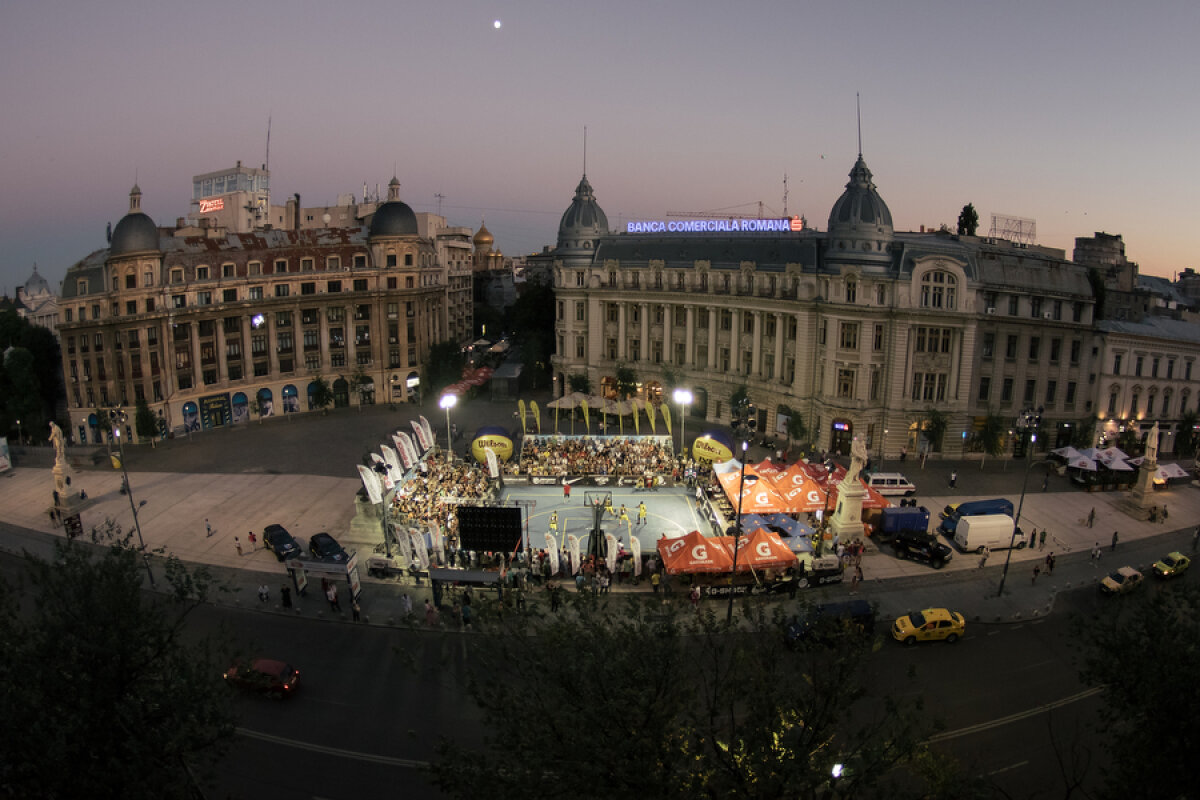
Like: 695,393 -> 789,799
1130,460 -> 1157,508
829,478 -> 867,544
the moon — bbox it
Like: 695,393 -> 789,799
493,19 -> 502,29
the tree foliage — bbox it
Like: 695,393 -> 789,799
134,396 -> 158,442
1074,582 -> 1200,798
956,203 -> 979,236
1069,416 -> 1097,449
432,599 -> 944,800
0,308 -> 62,441
979,412 -> 1007,457
309,375 -> 335,412
424,340 -> 466,395
779,405 -> 809,451
567,372 -> 591,394
1175,410 -> 1198,459
0,522 -> 235,798
614,363 -> 637,399
923,407 -> 949,453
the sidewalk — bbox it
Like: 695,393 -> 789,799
3,456 -> 1196,629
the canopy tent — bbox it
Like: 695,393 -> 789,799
1096,446 -> 1130,463
657,531 -> 734,575
1067,455 -> 1099,472
722,529 -> 800,571
1050,446 -> 1083,461
547,391 -> 588,410
1127,458 -> 1191,485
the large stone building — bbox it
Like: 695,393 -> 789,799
550,155 -> 1106,459
14,265 -> 61,336
58,179 -> 472,444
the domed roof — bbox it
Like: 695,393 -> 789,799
473,222 -> 494,249
23,265 -> 49,296
368,177 -> 418,237
557,174 -> 608,251
109,184 -> 160,257
827,155 -> 893,236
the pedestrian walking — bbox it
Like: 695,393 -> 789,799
850,564 -> 863,593
1042,474 -> 1049,492
1046,552 -> 1056,575
281,585 -> 292,609
1111,530 -> 1119,551
205,518 -> 213,537
1090,543 -> 1102,566
402,593 -> 413,616
326,583 -> 341,612
949,471 -> 957,489
978,546 -> 990,568
651,571 -> 661,593
1032,564 -> 1041,584
689,585 -> 701,609
638,501 -> 647,526
257,584 -> 269,603
1162,505 -> 1168,523
248,531 -> 257,550
563,481 -> 571,501
899,446 -> 907,462
1039,529 -> 1047,550
1087,507 -> 1095,528
424,599 -> 438,627
352,600 -> 361,622
235,537 -> 243,557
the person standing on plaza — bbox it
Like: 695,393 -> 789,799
1045,552 -> 1056,575
234,537 -> 243,557
424,599 -> 438,627
978,545 -> 990,569
402,593 -> 413,617
949,471 -> 957,489
1091,543 -> 1102,566
637,501 -> 647,526
247,531 -> 256,550
651,571 -> 661,594
258,584 -> 269,603
1111,530 -> 1119,551
326,583 -> 341,612
1039,529 -> 1047,551
1087,507 -> 1095,528
352,600 -> 361,623
899,446 -> 907,462
1032,564 -> 1041,584
1161,504 -> 1168,523
205,518 -> 213,537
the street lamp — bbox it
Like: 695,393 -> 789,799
727,439 -> 759,624
109,408 -> 155,587
673,388 -> 693,457
997,408 -> 1042,597
15,418 -> 21,447
439,393 -> 457,458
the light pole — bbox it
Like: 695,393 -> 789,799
109,408 -> 155,587
673,388 -> 693,457
15,418 -> 21,447
727,440 -> 760,624
997,407 -> 1042,597
439,393 -> 457,459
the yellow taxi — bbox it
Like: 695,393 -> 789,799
1099,566 -> 1144,595
1152,552 -> 1190,579
891,608 -> 966,646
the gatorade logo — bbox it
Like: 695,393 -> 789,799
756,542 -> 772,558
692,545 -> 709,561
668,539 -> 687,555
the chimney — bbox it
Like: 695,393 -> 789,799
294,193 -> 301,230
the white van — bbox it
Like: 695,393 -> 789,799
954,514 -> 1026,553
865,472 -> 917,496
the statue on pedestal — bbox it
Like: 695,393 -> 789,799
49,421 -> 68,499
844,436 -> 869,485
1145,421 -> 1160,465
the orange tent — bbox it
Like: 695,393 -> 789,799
723,528 -> 799,571
713,465 -> 793,515
657,531 -> 734,575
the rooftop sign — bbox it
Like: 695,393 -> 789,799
199,198 -> 225,213
627,217 -> 803,234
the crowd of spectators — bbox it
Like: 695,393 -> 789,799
390,451 -> 492,546
510,435 -> 680,478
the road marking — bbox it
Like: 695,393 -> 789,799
236,727 -> 430,768
925,686 -> 1103,743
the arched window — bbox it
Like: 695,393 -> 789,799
920,271 -> 957,310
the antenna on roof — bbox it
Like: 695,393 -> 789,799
265,114 -> 271,173
782,173 -> 789,217
583,125 -> 587,175
435,193 -> 445,216
856,92 -> 863,155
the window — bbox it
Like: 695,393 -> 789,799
143,271 -> 153,287
249,286 -> 263,300
1131,393 -> 1140,416
65,309 -> 73,322
1049,338 -> 1061,363
982,332 -> 994,359
607,338 -> 618,360
1108,391 -> 1118,416
1135,355 -> 1144,377
1167,360 -> 1175,379
125,300 -> 137,315
578,272 -> 587,288
873,323 -> 883,352
300,258 -> 314,271
607,304 -> 618,323
1005,335 -> 1018,360
1028,337 -> 1040,360
327,257 -> 340,271
386,254 -> 397,268
919,271 -> 956,309
837,368 -> 855,398
1024,379 -> 1037,404
223,263 -> 235,278
1188,361 -> 1194,381
845,280 -> 857,303
911,372 -> 947,402
197,266 -> 210,280
720,311 -> 731,331
1030,297 -> 1042,318
171,269 -> 184,284
301,282 -> 316,295
276,311 -> 291,327
173,295 -> 186,309
839,322 -> 858,350
249,261 -> 262,276
1066,382 -> 1077,406
275,285 -> 290,298
303,330 -> 319,350
327,280 -> 342,293
1070,339 -> 1081,365
277,332 -> 293,353
576,336 -> 585,359
355,325 -> 370,345
1113,353 -> 1123,375
1152,357 -> 1160,378
743,313 -> 753,334
1002,378 -> 1014,403
197,291 -> 212,306
978,376 -> 991,402
404,254 -> 413,267
575,301 -> 585,322
1008,295 -> 1019,315
1046,380 -> 1057,404
1073,302 -> 1084,322
876,285 -> 886,305
354,278 -> 368,291
327,307 -> 345,323
223,288 -> 237,302
405,276 -> 414,289
125,274 -> 136,289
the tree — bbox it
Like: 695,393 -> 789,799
134,396 -> 157,444
978,412 -> 1006,458
0,307 -> 62,436
432,599 -> 944,799
309,375 -> 335,413
730,384 -> 751,425
1074,582 -> 1200,798
1,346 -> 46,443
567,372 -> 591,394
424,340 -> 466,396
1175,410 -> 1198,459
1069,416 -> 1097,449
0,522 -> 235,798
922,408 -> 948,453
779,405 -> 808,453
956,203 -> 979,236
614,363 -> 637,399
348,367 -> 371,412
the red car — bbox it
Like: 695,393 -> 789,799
224,658 -> 300,698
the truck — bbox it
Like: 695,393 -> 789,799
938,497 -> 1015,536
953,513 -> 1026,553
878,505 -> 931,541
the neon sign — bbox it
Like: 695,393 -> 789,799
626,217 -> 803,234
199,198 -> 225,213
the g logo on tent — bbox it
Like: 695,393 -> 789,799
756,542 -> 772,558
692,545 -> 709,561
668,539 -> 687,554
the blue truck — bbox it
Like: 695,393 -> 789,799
877,505 -> 931,541
937,497 -> 1014,536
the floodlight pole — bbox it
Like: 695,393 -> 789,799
997,407 -> 1042,597
108,407 -> 155,587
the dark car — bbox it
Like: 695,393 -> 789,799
262,524 -> 302,562
891,530 -> 953,569
224,658 -> 300,698
786,598 -> 876,647
309,532 -> 347,562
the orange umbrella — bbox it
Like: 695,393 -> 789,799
721,528 -> 799,571
657,531 -> 734,575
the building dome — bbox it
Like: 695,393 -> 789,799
473,222 -> 494,252
110,185 -> 160,257
23,265 -> 49,296
556,174 -> 608,252
368,177 -> 419,237
827,155 -> 893,236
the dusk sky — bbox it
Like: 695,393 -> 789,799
3,0 -> 1198,296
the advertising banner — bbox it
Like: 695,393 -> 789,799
693,430 -> 735,463
393,433 -> 414,470
357,464 -> 384,504
471,426 -> 513,464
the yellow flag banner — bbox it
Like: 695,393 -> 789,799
647,401 -> 657,433
530,400 -> 541,433
631,399 -> 641,435
661,402 -> 673,437
518,399 -> 527,435
581,399 -> 590,432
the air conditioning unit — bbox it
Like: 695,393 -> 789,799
1043,312 -> 1053,320
985,307 -> 996,315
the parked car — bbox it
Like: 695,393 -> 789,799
865,472 -> 917,496
262,524 -> 302,562
891,608 -> 966,646
1100,566 -> 1144,595
891,530 -> 953,569
309,532 -> 348,562
224,658 -> 300,698
1152,551 -> 1190,579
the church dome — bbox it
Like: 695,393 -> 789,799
827,155 -> 893,236
368,177 -> 419,237
23,265 -> 49,296
473,222 -> 494,251
110,185 -> 160,257
556,174 -> 608,251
